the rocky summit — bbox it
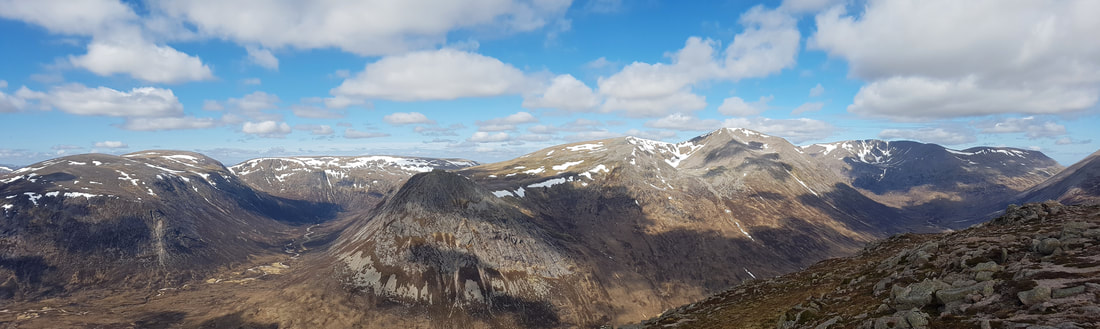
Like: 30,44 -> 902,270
636,202 -> 1100,329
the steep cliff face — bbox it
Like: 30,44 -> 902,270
0,151 -> 336,299
328,170 -> 587,328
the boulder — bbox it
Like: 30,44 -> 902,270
1036,238 -> 1061,255
1018,286 -> 1052,306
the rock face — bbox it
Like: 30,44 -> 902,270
0,151 -> 337,300
803,140 -> 1063,228
1018,149 -> 1100,206
325,129 -> 956,327
329,170 -> 581,327
635,202 -> 1100,329
230,156 -> 477,211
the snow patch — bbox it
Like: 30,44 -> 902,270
552,160 -> 584,171
565,143 -> 605,152
528,176 -> 573,189
523,167 -> 545,175
492,190 -> 514,198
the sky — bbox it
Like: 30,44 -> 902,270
1,0 -> 1098,167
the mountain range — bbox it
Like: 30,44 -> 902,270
0,128 -> 1096,328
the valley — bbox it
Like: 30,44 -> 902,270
0,129 -> 1096,328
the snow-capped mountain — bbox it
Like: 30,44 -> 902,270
229,156 -> 477,210
0,150 -> 336,299
803,140 -> 1062,227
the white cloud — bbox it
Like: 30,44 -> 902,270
717,96 -> 772,117
332,48 -> 531,101
240,78 -> 262,85
223,91 -> 282,121
978,116 -> 1066,139
294,124 -> 334,136
0,89 -> 28,113
21,84 -> 183,117
291,105 -> 346,119
202,100 -> 224,111
721,5 -> 801,80
0,80 -> 6,88
722,117 -> 834,143
344,128 -> 389,139
597,37 -> 717,117
562,130 -> 622,142
879,127 -> 976,145
468,131 -> 511,143
0,0 -> 138,36
245,46 -> 278,70
94,141 -> 128,148
809,83 -> 824,97
383,112 -> 436,125
475,112 -> 539,131
596,6 -> 799,117
791,102 -> 824,115
153,0 -> 572,56
645,113 -> 721,131
601,90 -> 707,118
847,76 -> 1096,120
811,0 -> 1100,119
322,96 -> 366,109
119,116 -> 218,131
523,74 -> 601,111
242,120 -> 291,137
69,39 -> 214,84
779,0 -> 846,14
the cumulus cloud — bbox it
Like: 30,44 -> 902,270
69,39 -> 214,83
645,113 -> 721,131
717,95 -> 772,116
595,6 -> 799,117
809,83 -> 824,97
475,112 -> 539,131
152,0 -> 572,56
879,127 -> 976,145
331,48 -> 532,102
0,89 -> 29,113
344,128 -> 389,139
523,74 -> 601,112
20,84 -> 183,117
468,131 -> 511,143
977,116 -> 1067,139
0,0 -> 137,36
245,46 -> 278,70
119,116 -> 218,131
847,76 -> 1096,120
383,112 -> 436,125
791,102 -> 824,115
811,0 -> 1100,120
722,117 -> 835,143
242,120 -> 291,137
722,5 -> 801,80
94,141 -> 128,148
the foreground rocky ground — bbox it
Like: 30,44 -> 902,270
635,202 -> 1100,329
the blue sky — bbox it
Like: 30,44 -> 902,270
1,0 -> 1098,166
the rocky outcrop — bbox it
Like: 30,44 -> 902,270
635,202 -> 1100,329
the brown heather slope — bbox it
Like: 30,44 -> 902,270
635,202 -> 1100,329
